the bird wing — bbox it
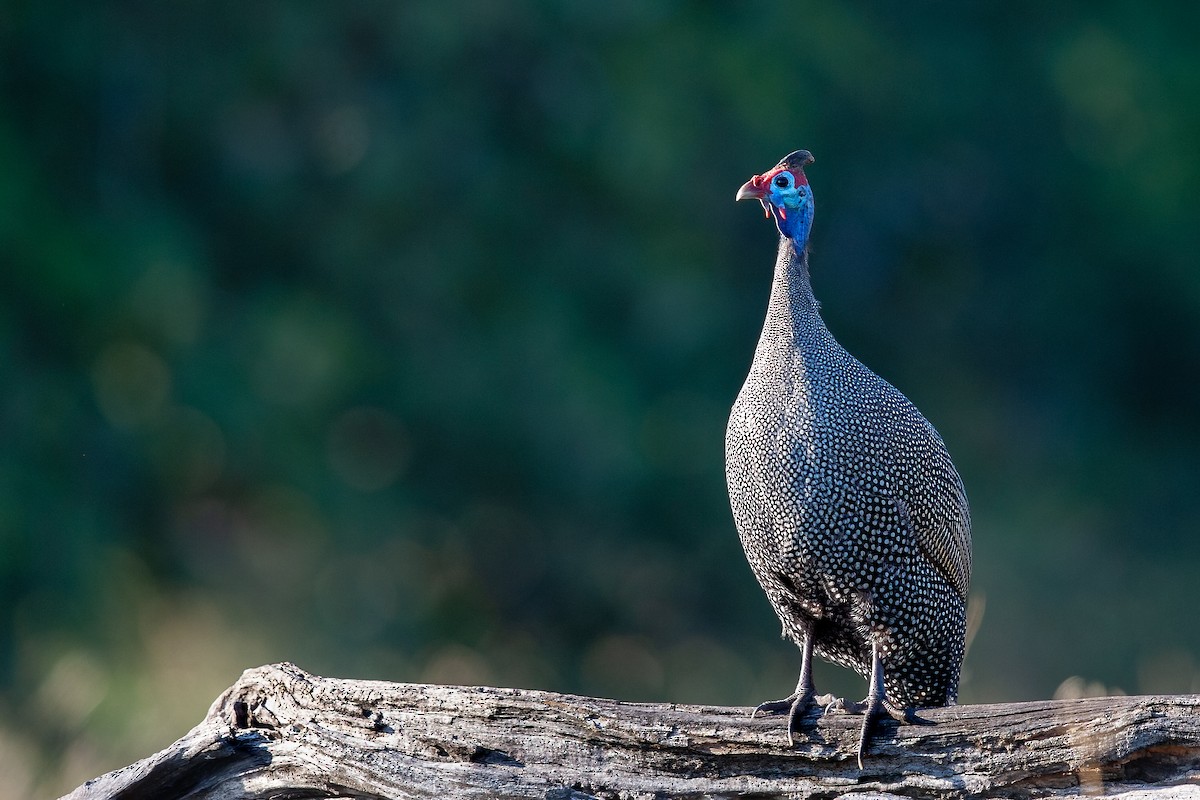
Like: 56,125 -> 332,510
860,385 -> 973,602
902,462 -> 972,602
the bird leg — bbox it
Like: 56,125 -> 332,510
839,640 -> 931,769
752,627 -> 837,745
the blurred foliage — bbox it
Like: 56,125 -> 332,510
3,1 -> 1200,794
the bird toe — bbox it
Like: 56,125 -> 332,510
825,696 -> 867,715
752,697 -> 796,717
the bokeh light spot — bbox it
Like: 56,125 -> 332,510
327,406 -> 409,492
91,341 -> 171,429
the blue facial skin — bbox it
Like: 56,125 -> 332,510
767,172 -> 815,249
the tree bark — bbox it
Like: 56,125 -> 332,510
62,662 -> 1200,799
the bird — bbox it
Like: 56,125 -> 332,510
725,150 -> 972,768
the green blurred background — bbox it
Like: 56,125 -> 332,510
4,2 -> 1200,794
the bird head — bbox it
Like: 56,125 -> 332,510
736,150 -> 815,249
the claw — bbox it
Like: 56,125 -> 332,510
819,695 -> 849,716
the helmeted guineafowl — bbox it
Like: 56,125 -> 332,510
726,150 -> 972,768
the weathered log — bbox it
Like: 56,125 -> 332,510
62,662 -> 1200,799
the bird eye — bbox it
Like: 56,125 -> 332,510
774,175 -> 790,188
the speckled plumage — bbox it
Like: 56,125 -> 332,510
727,151 -> 971,763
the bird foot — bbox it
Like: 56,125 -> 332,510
839,693 -> 933,769
854,690 -> 892,770
752,688 -> 828,746
825,695 -> 916,724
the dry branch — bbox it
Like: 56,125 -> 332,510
63,662 -> 1200,799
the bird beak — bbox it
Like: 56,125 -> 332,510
735,175 -> 767,202
737,175 -> 773,218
